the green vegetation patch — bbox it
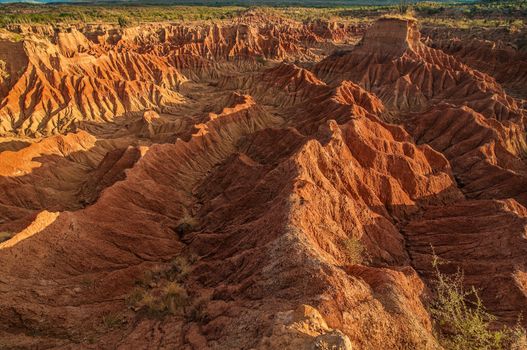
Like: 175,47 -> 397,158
429,254 -> 527,349
0,4 -> 245,27
0,1 -> 525,29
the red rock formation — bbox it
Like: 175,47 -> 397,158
406,103 -> 527,206
0,107 -> 456,348
0,131 -> 137,233
314,18 -> 525,123
0,13 -> 526,349
423,27 -> 527,99
0,17 -> 353,137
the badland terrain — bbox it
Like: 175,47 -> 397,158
0,2 -> 526,349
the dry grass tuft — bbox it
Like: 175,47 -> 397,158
102,313 -> 124,329
341,237 -> 367,264
0,231 -> 13,243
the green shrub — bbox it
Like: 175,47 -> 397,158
0,3 -> 524,30
118,16 -> 131,28
397,0 -> 411,15
429,255 -> 526,350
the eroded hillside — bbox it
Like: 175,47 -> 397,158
0,11 -> 526,350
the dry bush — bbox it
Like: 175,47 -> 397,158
102,313 -> 123,329
0,60 -> 9,80
127,253 -> 197,317
139,292 -> 165,315
0,231 -> 12,243
163,281 -> 189,315
171,256 -> 191,278
429,254 -> 526,350
187,296 -> 209,323
341,237 -> 366,264
117,16 -> 131,28
126,287 -> 145,309
127,281 -> 189,316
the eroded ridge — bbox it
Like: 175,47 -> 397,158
0,13 -> 526,349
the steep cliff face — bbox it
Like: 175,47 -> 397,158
0,14 -> 526,349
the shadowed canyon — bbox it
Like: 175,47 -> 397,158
0,8 -> 526,349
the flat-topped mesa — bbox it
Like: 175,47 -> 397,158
360,17 -> 421,56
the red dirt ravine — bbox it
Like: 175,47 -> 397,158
0,12 -> 526,349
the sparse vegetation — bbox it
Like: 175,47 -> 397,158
175,213 -> 199,238
10,33 -> 23,42
126,255 -> 197,317
0,60 -> 7,80
341,237 -> 367,264
397,0 -> 411,15
0,2 -> 524,29
0,231 -> 13,243
102,312 -> 123,329
129,281 -> 189,316
255,55 -> 267,65
117,16 -> 131,28
429,254 -> 527,350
